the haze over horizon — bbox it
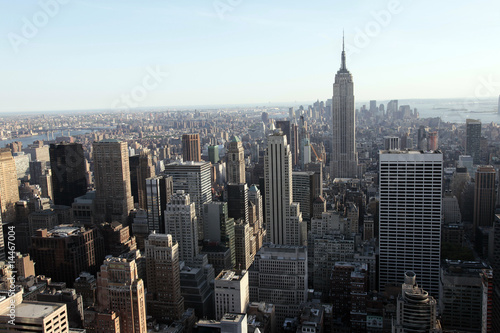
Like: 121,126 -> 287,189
1,0 -> 500,113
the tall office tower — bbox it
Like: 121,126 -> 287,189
164,190 -> 199,262
329,262 -> 369,330
392,272 -> 441,333
387,100 -> 399,116
97,257 -> 147,333
182,133 -> 202,162
492,215 -> 500,331
203,202 -> 235,266
290,122 -> 299,167
24,141 -> 49,163
400,132 -> 412,150
208,145 -> 220,164
248,185 -> 265,253
0,215 -> 4,262
227,183 -> 249,223
29,225 -> 105,287
146,175 -> 173,234
29,160 -> 45,185
39,169 -> 53,199
331,37 -> 358,179
248,244 -> 308,326
49,143 -> 87,207
439,260 -> 491,332
379,150 -> 443,296
292,171 -> 319,222
164,161 -> 212,241
234,219 -> 253,270
248,185 -> 263,229
0,148 -> 20,224
145,233 -> 184,322
298,116 -> 309,167
214,270 -> 249,320
264,131 -> 305,246
466,119 -> 482,164
226,136 -> 245,184
93,140 -> 134,224
369,100 -> 377,113
417,125 -> 427,150
427,132 -> 438,151
261,112 -> 269,124
474,166 -> 496,231
383,136 -> 400,151
129,154 -> 141,204
136,150 -> 155,210
275,120 -> 291,143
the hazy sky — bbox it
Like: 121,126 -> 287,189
1,0 -> 499,112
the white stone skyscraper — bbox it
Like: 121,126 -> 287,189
379,150 -> 443,297
331,36 -> 358,179
264,130 -> 305,246
164,190 -> 199,262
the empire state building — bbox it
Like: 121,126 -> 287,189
331,37 -> 358,179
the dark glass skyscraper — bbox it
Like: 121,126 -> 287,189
466,119 -> 481,164
49,143 -> 87,206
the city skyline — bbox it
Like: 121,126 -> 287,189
1,0 -> 500,113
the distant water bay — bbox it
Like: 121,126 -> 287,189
358,97 -> 499,124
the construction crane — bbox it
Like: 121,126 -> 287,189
310,144 -> 323,162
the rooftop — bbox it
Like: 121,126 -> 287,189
6,301 -> 65,319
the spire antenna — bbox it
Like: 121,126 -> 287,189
341,31 -> 346,70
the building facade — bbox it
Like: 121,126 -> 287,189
93,140 -> 134,224
379,150 -> 443,297
264,131 -> 305,246
145,233 -> 184,322
331,38 -> 358,179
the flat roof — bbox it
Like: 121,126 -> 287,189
7,301 -> 65,319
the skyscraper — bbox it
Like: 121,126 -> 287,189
0,148 -> 20,224
97,257 -> 147,333
93,140 -> 134,224
145,233 -> 184,322
164,190 -> 199,262
182,133 -> 202,162
30,225 -> 105,287
264,130 -> 305,246
248,244 -> 308,326
136,150 -> 155,210
203,202 -> 235,267
164,161 -> 212,241
227,183 -> 249,223
473,166 -> 496,231
379,150 -> 443,296
208,145 -> 220,164
146,175 -> 173,234
49,143 -> 87,207
466,119 -> 482,164
226,136 -> 245,184
331,36 -> 357,179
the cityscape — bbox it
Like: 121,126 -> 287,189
2,1 -> 500,332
